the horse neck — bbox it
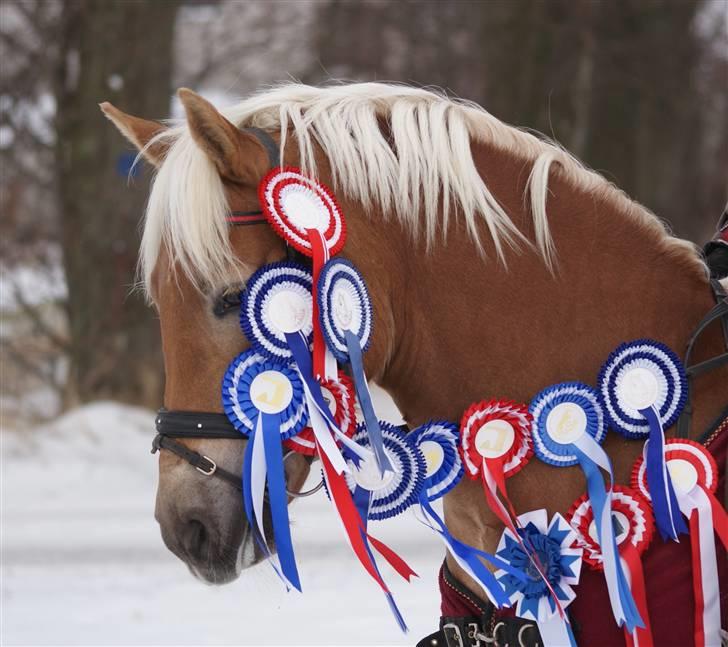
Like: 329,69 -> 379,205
349,139 -> 726,451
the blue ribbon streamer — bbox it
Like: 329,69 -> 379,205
573,446 -> 643,632
262,413 -> 302,592
418,496 -> 516,608
642,406 -> 688,541
352,484 -> 408,632
345,330 -> 394,475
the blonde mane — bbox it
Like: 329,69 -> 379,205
141,81 -> 701,293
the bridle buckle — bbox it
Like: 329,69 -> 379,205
196,456 -> 217,476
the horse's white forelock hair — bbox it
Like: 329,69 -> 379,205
140,81 -> 701,295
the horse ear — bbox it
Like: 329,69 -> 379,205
99,102 -> 169,168
176,87 -> 269,186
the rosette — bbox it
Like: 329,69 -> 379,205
409,421 -> 521,608
344,422 -> 424,520
317,258 -> 394,475
283,372 -> 356,457
259,168 -> 347,379
460,399 -> 532,534
241,261 -> 370,475
598,339 -> 688,541
495,510 -> 582,647
530,382 -> 643,632
221,349 -> 308,590
632,439 -> 728,647
568,486 -> 655,647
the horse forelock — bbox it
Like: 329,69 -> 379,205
139,81 -> 704,298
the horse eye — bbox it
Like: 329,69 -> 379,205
212,287 -> 244,318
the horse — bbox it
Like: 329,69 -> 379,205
101,82 -> 727,644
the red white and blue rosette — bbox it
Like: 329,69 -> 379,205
221,349 -> 308,591
568,486 -> 655,647
495,510 -> 582,647
241,261 -> 370,474
409,420 -> 521,608
259,167 -> 346,379
460,400 -> 532,535
632,439 -> 728,647
598,339 -> 688,541
530,382 -> 643,633
284,372 -> 356,457
344,422 -> 424,521
317,258 -> 394,476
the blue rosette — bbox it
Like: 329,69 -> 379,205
317,258 -> 393,475
529,382 -> 643,632
409,420 -> 463,502
240,261 -> 313,361
598,339 -> 687,439
222,349 -> 308,439
221,348 -> 309,592
598,339 -> 688,541
343,422 -> 424,521
529,382 -> 606,467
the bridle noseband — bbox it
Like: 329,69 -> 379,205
151,127 -> 322,499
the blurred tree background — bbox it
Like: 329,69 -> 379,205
1,0 -> 726,419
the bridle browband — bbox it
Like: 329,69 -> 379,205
151,127 -> 322,498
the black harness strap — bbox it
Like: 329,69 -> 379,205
677,279 -> 728,438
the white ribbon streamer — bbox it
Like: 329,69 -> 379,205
677,486 -> 721,647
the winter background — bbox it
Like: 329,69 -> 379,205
2,1 -> 727,646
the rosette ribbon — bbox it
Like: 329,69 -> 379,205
495,510 -> 583,647
317,258 -> 394,475
460,400 -> 533,536
568,486 -> 655,647
530,382 -> 643,633
260,168 -> 346,380
222,349 -> 308,590
336,422 -> 424,631
633,439 -> 728,647
599,339 -> 688,541
240,261 -> 371,474
283,371 -> 356,457
410,420 -> 524,608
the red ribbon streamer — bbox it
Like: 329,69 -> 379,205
308,229 -> 328,380
623,544 -> 653,647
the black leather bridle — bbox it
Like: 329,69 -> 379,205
150,127 -> 322,498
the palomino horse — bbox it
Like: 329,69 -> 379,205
102,83 -> 727,644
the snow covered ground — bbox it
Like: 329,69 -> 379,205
2,402 -> 443,646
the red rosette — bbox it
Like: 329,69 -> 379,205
567,485 -> 654,570
284,372 -> 356,457
631,438 -> 718,501
459,399 -> 533,479
258,167 -> 347,257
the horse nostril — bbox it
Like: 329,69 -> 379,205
183,519 -> 210,561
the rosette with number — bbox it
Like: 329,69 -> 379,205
530,382 -> 643,632
599,339 -> 688,540
259,168 -> 346,379
460,400 -> 532,535
632,439 -> 728,647
241,261 -> 370,474
317,257 -> 394,475
410,420 -> 521,608
495,510 -> 583,647
283,372 -> 356,457
568,486 -> 655,647
222,349 -> 308,590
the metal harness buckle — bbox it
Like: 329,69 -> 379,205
196,456 -> 217,476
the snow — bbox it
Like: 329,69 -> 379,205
2,402 -> 443,645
